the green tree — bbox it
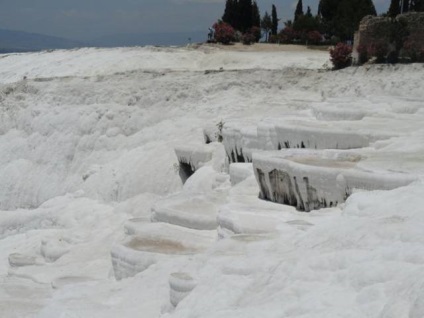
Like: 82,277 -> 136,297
261,11 -> 273,41
402,0 -> 410,13
239,0 -> 253,32
318,0 -> 339,21
319,0 -> 343,36
222,0 -> 259,33
395,0 -> 424,13
252,1 -> 261,27
318,0 -> 376,41
293,6 -> 320,44
409,0 -> 424,11
335,0 -> 376,41
306,6 -> 313,17
388,0 -> 401,17
412,0 -> 424,10
222,0 -> 236,28
293,14 -> 320,33
271,5 -> 279,35
222,0 -> 235,30
294,0 -> 304,22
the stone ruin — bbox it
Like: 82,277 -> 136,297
353,12 -> 424,64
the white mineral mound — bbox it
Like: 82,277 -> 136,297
0,45 -> 423,318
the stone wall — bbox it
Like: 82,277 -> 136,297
353,12 -> 424,64
400,12 -> 424,43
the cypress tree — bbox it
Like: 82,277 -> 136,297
238,0 -> 246,31
223,0 -> 289,33
401,0 -> 410,13
391,0 -> 418,15
306,6 -> 313,17
318,0 -> 376,41
388,0 -> 401,17
318,0 -> 339,21
252,1 -> 261,27
294,0 -> 304,22
261,11 -> 272,41
231,0 -> 241,30
411,0 -> 424,10
318,0 -> 339,36
366,0 -> 377,16
222,0 -> 233,25
240,0 -> 253,33
271,5 -> 279,35
410,0 -> 416,10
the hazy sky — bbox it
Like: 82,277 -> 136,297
0,0 -> 391,41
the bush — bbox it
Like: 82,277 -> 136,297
307,31 -> 322,45
279,27 -> 298,43
268,34 -> 279,44
367,41 -> 389,63
242,33 -> 256,45
213,21 -> 235,45
330,36 -> 341,45
329,43 -> 352,70
248,26 -> 261,42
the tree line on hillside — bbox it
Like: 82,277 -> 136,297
213,0 -> 423,45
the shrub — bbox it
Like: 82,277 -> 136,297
268,34 -> 279,44
248,26 -> 262,42
367,41 -> 389,63
330,36 -> 341,45
329,43 -> 352,70
279,27 -> 298,43
213,21 -> 235,45
242,33 -> 256,45
307,31 -> 322,45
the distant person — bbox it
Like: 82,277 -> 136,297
208,27 -> 214,41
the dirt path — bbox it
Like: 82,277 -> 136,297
196,42 -> 326,52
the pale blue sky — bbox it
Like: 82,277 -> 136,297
0,0 -> 391,42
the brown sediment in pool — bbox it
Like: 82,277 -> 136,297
126,238 -> 200,255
